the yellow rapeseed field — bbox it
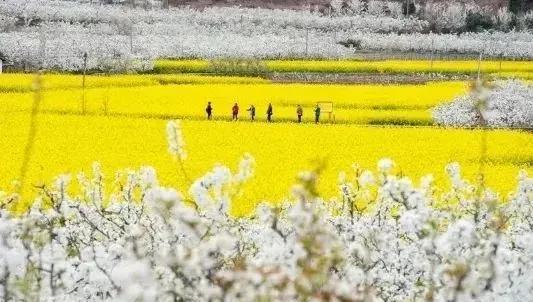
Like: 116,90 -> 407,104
0,73 -> 531,215
0,114 -> 530,215
154,59 -> 533,76
0,73 -> 267,93
264,60 -> 533,74
153,59 -> 210,74
1,80 -> 466,125
494,71 -> 533,80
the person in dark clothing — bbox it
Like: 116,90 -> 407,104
206,101 -> 213,120
314,104 -> 321,124
232,103 -> 239,121
296,105 -> 303,123
266,103 -> 273,122
247,105 -> 256,121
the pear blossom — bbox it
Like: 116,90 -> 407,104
433,80 -> 533,128
166,120 -> 187,160
1,155 -> 531,301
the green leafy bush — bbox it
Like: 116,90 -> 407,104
465,11 -> 495,32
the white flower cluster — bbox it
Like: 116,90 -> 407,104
433,80 -> 533,128
0,0 -> 423,71
348,31 -> 533,59
166,120 -> 187,160
1,0 -> 532,72
0,156 -> 532,301
331,1 -> 532,33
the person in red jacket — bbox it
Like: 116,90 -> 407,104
232,103 -> 239,121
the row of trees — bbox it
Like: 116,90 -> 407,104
79,0 -> 533,16
328,0 -> 533,33
1,0 -> 532,72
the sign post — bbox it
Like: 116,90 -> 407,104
317,102 -> 334,122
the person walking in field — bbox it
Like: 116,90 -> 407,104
247,104 -> 256,121
314,104 -> 321,124
296,105 -> 303,123
232,103 -> 239,121
266,103 -> 273,122
206,101 -> 213,120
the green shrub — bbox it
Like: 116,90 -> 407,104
521,12 -> 533,30
338,39 -> 363,49
509,0 -> 525,14
464,11 -> 494,32
402,2 -> 416,16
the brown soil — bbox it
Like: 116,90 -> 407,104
269,72 -> 470,84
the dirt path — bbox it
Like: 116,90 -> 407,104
269,72 -> 470,84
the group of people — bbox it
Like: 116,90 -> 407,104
205,102 -> 322,123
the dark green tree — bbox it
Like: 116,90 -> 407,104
509,0 -> 525,15
402,1 -> 416,16
465,11 -> 494,32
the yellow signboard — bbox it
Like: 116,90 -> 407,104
317,102 -> 333,113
